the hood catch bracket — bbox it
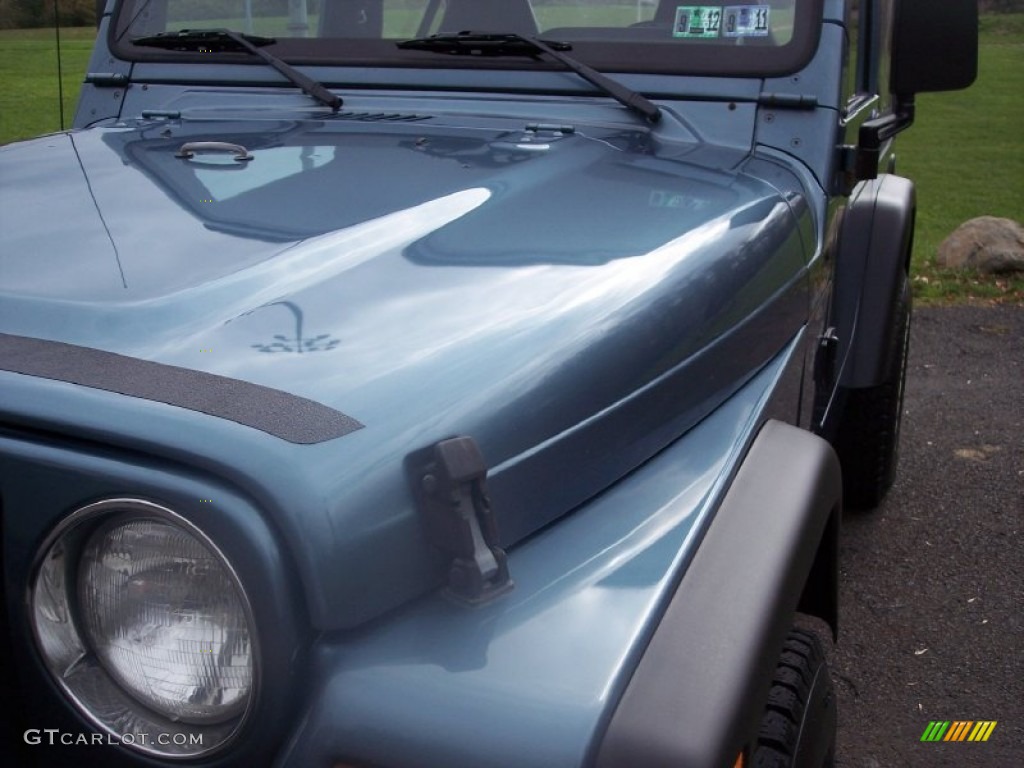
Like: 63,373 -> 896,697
407,436 -> 513,605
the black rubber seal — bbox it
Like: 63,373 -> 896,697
0,333 -> 363,444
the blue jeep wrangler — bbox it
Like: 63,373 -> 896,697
0,1 -> 976,766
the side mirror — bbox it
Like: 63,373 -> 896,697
890,0 -> 979,96
854,0 -> 979,183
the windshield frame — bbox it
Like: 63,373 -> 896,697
110,0 -> 823,79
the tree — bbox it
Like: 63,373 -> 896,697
0,0 -> 96,28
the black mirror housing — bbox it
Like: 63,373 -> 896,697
854,0 -> 979,184
891,0 -> 978,96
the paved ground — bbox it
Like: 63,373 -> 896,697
832,305 -> 1023,767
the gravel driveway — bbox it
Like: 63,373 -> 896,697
833,305 -> 1023,767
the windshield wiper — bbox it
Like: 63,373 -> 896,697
132,29 -> 342,112
397,32 -> 661,123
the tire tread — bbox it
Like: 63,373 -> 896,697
751,629 -> 835,768
834,276 -> 911,510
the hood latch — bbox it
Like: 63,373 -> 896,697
406,436 -> 513,605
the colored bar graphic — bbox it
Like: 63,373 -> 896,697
944,721 -> 972,741
921,721 -> 950,741
921,721 -> 996,742
970,721 -> 998,742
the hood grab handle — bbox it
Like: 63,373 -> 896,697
175,142 -> 254,162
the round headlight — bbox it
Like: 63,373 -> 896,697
29,499 -> 257,758
78,518 -> 253,722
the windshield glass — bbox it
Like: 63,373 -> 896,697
113,0 -> 821,76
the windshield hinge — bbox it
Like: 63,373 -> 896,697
406,436 -> 513,604
85,72 -> 130,87
141,109 -> 182,120
757,92 -> 818,110
525,123 -> 576,135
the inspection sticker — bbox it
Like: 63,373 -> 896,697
722,5 -> 772,37
673,7 -> 723,39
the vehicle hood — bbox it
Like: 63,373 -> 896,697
0,115 -> 810,626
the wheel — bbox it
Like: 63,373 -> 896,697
752,628 -> 836,768
833,273 -> 911,509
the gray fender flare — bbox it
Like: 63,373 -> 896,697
834,174 -> 916,389
593,419 -> 841,767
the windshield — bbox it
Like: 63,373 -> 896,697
113,0 -> 821,76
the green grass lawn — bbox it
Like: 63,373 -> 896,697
0,26 -> 95,144
2,15 -> 1021,301
899,14 -> 1024,303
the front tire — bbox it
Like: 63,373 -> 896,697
833,273 -> 911,509
752,628 -> 836,768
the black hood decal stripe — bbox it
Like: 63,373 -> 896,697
0,334 -> 363,444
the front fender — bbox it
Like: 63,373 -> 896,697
834,174 -> 916,389
594,420 -> 841,768
276,343 -> 813,768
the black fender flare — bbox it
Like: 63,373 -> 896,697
834,174 -> 916,389
593,419 -> 841,768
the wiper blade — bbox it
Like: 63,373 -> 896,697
133,29 -> 342,112
398,32 -> 573,56
131,29 -> 277,51
398,32 -> 661,123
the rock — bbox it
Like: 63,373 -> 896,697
936,216 -> 1024,275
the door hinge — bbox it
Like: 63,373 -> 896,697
406,436 -> 513,605
815,327 -> 840,391
812,327 -> 840,428
835,145 -> 858,196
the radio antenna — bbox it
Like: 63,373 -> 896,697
54,0 -> 65,130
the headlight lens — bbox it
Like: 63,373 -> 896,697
78,518 -> 253,723
30,499 -> 256,757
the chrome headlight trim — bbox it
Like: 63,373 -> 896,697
28,498 -> 259,759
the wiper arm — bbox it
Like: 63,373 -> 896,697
133,29 -> 342,112
397,32 -> 661,123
